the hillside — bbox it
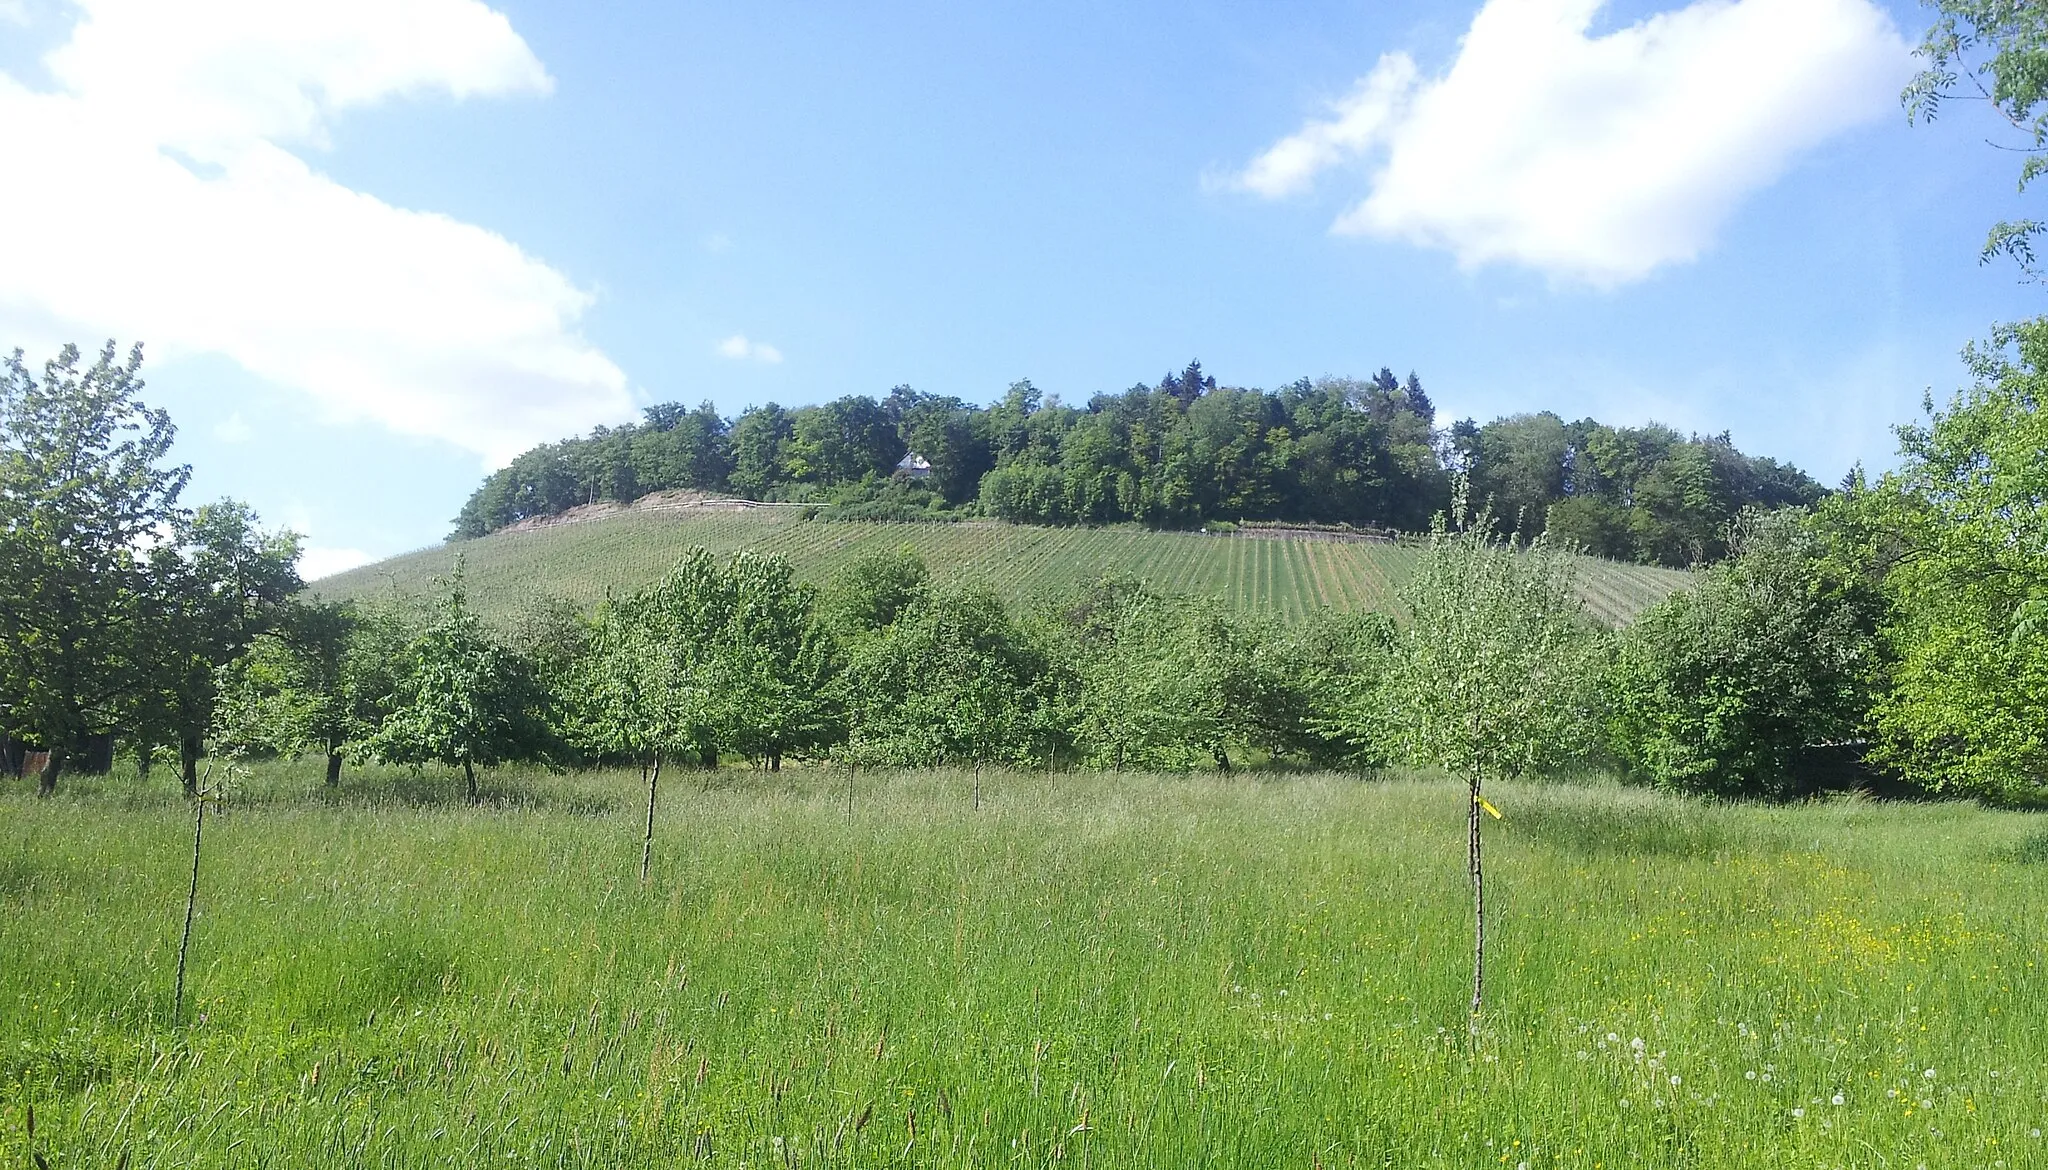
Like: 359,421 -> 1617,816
316,503 -> 1692,624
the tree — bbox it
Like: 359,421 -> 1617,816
572,566 -> 726,880
1906,0 -> 2048,277
0,343 -> 188,794
141,500 -> 302,793
1607,510 -> 1887,799
714,552 -> 841,769
1376,499 -> 1608,1029
1855,321 -> 2048,802
213,599 -> 408,785
369,574 -> 553,801
822,547 -> 930,637
839,584 -> 1055,770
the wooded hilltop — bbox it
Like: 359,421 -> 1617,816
453,362 -> 1824,568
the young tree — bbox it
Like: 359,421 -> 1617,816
570,556 -> 731,877
369,576 -> 552,802
714,551 -> 841,769
0,343 -> 188,794
1376,501 -> 1609,1029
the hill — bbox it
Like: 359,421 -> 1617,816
315,499 -> 1692,624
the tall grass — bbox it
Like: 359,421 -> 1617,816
2,763 -> 2042,1166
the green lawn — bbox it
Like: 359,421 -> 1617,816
312,510 -> 1691,625
3,764 -> 2040,1167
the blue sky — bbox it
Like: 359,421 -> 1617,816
0,0 -> 2037,575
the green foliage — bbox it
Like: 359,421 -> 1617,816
452,369 -> 1814,567
1373,506 -> 1610,784
1456,415 -> 1822,563
213,600 -> 410,784
137,499 -> 303,789
1048,577 -> 1300,772
0,343 -> 189,791
838,583 -> 1061,768
1906,0 -> 2048,277
1858,320 -> 2048,802
571,549 -> 839,772
1607,510 -> 1888,799
368,575 -> 554,799
821,546 -> 932,636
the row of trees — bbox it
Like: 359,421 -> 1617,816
451,362 -> 1820,568
6,333 -> 2037,809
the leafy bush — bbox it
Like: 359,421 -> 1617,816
1606,510 -> 1886,799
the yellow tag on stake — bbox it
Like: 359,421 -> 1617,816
1476,797 -> 1503,820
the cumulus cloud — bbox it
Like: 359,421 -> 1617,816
0,0 -> 635,465
717,334 -> 784,364
1235,0 -> 1913,285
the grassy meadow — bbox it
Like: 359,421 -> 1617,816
311,510 -> 1690,626
3,764 -> 2044,1167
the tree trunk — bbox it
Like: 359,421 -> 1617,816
1469,776 -> 1486,1036
325,749 -> 343,787
37,745 -> 64,796
175,786 -> 207,1022
138,742 -> 153,780
1213,747 -> 1233,774
700,743 -> 718,769
972,759 -> 981,812
769,752 -> 781,773
181,735 -> 201,797
641,755 -> 662,883
463,758 -> 478,804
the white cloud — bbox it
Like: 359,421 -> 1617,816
717,334 -> 784,364
0,2 -> 29,27
0,1 -> 635,465
214,411 -> 253,443
1236,0 -> 1913,285
298,544 -> 376,581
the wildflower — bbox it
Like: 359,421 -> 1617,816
1831,1094 -> 1845,1106
1745,1071 -> 1757,1081
1791,1108 -> 1805,1119
1924,1068 -> 1937,1080
1669,1075 -> 1681,1087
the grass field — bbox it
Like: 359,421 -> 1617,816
4,763 -> 2043,1167
312,510 -> 1691,625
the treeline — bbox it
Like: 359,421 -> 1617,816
9,338 -> 2036,807
213,315 -> 2048,804
451,362 -> 1823,567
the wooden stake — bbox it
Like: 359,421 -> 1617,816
640,754 -> 662,883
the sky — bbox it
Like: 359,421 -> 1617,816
0,0 -> 2037,577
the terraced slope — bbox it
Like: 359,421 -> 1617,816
314,508 -> 1691,624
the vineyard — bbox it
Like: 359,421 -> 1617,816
316,509 -> 1691,624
